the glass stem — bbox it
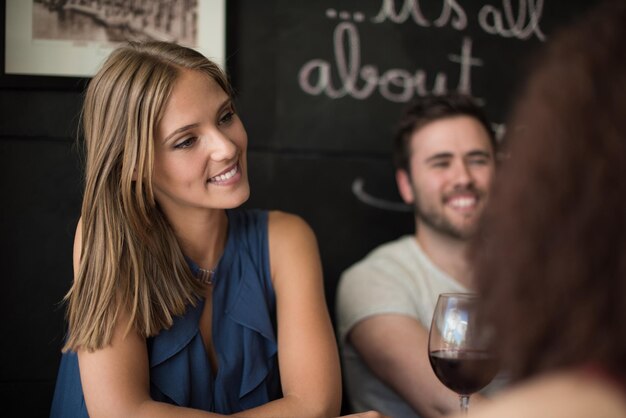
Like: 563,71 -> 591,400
460,395 -> 470,414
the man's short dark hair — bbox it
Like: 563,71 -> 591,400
392,94 -> 497,172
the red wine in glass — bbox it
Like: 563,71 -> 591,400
428,293 -> 497,414
429,349 -> 498,395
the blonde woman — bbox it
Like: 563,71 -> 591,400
49,42 -> 383,418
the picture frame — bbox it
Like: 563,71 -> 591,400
1,0 -> 225,90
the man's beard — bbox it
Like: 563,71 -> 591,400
413,186 -> 484,240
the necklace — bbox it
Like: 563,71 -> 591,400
197,267 -> 215,286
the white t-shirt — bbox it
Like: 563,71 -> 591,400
336,235 -> 468,417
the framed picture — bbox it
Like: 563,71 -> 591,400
1,0 -> 225,89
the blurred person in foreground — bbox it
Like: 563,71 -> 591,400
336,94 -> 498,417
458,1 -> 626,417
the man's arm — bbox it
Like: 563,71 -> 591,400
349,313 -> 460,418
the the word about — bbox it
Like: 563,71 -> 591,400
298,21 -> 484,103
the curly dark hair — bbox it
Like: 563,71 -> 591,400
392,94 -> 497,172
472,0 -> 626,382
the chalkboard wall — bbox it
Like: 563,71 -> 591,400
228,0 -> 593,333
230,0 -> 593,152
0,0 -> 597,415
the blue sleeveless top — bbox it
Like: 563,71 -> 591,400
50,209 -> 281,416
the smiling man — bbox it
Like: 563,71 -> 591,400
337,94 -> 497,418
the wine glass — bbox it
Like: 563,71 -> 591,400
428,293 -> 498,414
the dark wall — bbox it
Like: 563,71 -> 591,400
1,0 -> 596,416
226,0 -> 594,323
0,84 -> 83,416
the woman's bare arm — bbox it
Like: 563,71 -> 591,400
236,211 -> 342,417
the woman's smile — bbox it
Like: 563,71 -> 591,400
208,162 -> 241,185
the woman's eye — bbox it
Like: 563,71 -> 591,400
174,137 -> 196,149
219,110 -> 235,125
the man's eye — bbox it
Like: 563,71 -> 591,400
468,158 -> 488,165
432,161 -> 449,168
174,137 -> 196,149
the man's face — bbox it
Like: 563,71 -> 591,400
397,115 -> 496,240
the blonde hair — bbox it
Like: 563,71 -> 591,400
64,42 -> 232,351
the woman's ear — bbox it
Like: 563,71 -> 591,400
396,169 -> 415,205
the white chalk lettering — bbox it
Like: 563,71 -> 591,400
372,0 -> 430,26
352,178 -> 413,212
298,22 -> 484,103
448,37 -> 483,97
434,0 -> 467,30
298,22 -> 377,99
372,0 -> 467,31
478,0 -> 546,41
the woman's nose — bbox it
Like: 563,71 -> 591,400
206,130 -> 237,161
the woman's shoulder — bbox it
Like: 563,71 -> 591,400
265,211 -> 320,286
267,210 -> 315,243
232,209 -> 311,233
267,210 -> 308,225
461,370 -> 626,418
229,208 -> 310,236
225,209 -> 316,273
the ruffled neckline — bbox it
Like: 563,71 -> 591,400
147,210 -> 279,411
